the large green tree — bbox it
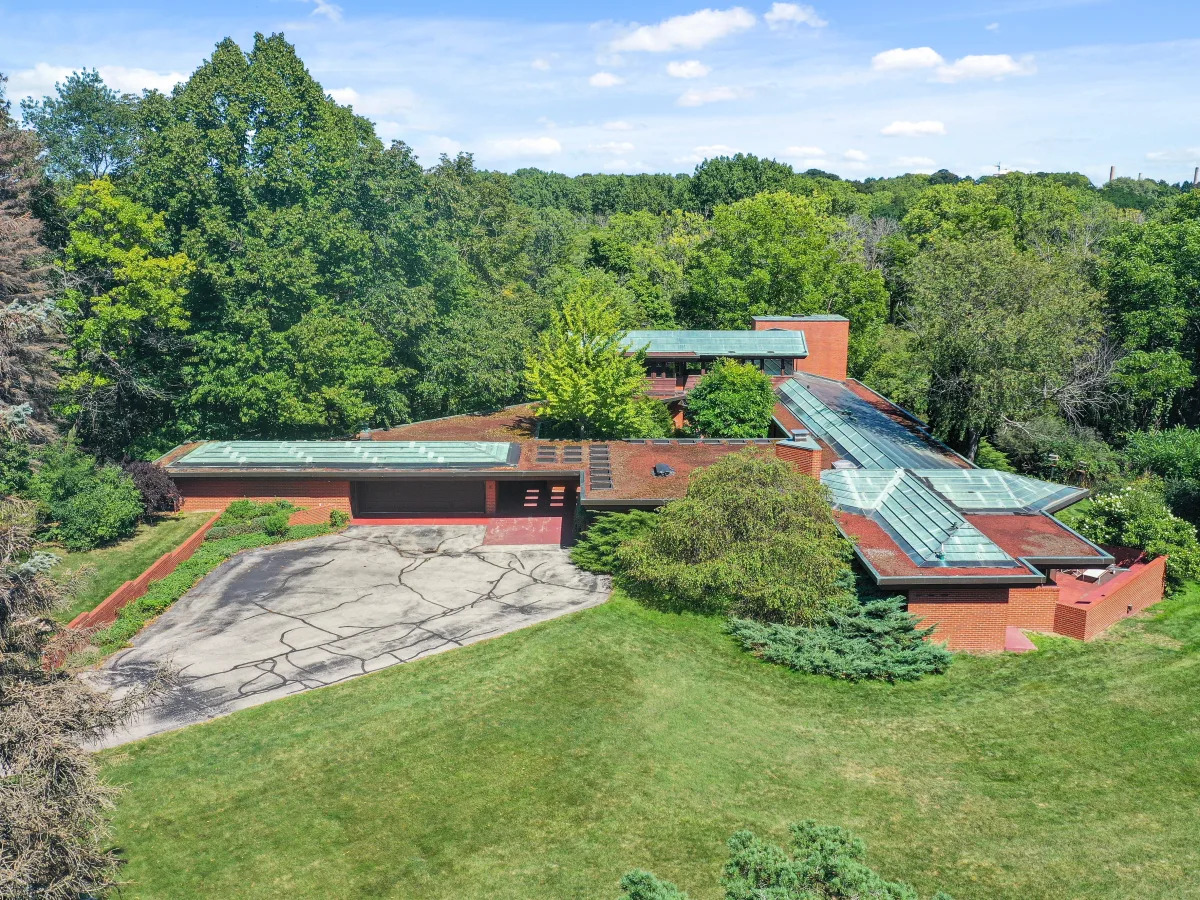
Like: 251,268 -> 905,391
1098,192 -> 1200,427
681,191 -> 888,369
127,34 -> 428,439
903,237 -> 1106,458
57,178 -> 192,455
525,285 -> 665,439
20,70 -> 139,182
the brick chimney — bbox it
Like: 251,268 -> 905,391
774,430 -> 822,478
752,315 -> 849,381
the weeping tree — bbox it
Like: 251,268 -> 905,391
0,496 -> 163,897
0,73 -> 60,441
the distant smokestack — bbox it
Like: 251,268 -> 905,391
1194,167 -> 1199,189
1108,165 -> 1115,184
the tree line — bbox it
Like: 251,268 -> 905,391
2,31 -> 1199,498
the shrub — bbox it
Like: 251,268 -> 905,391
619,448 -> 855,625
570,510 -> 659,575
0,438 -> 32,496
216,499 -> 294,527
685,359 -> 777,438
29,441 -> 142,550
994,416 -> 1119,487
329,508 -> 350,528
729,596 -> 952,682
122,460 -> 181,517
621,820 -> 952,900
1074,477 -> 1200,585
262,511 -> 291,536
974,438 -> 1014,472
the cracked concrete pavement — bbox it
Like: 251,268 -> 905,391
86,525 -> 610,747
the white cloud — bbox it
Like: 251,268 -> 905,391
329,86 -> 418,117
677,85 -> 741,106
936,54 -> 1035,82
675,142 -> 741,163
488,136 -> 562,157
603,120 -> 634,131
896,155 -> 936,169
305,0 -> 343,23
531,58 -> 551,71
880,119 -> 947,137
592,141 -> 636,154
328,86 -> 359,105
844,148 -> 868,161
9,63 -> 188,99
763,3 -> 827,29
871,47 -> 944,71
667,60 -> 711,78
415,134 -> 463,158
786,145 -> 825,156
589,71 -> 625,87
986,22 -> 1000,31
1146,147 -> 1200,162
611,7 -> 756,53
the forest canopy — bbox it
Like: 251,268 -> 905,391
2,32 -> 1198,491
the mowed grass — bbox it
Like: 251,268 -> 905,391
101,586 -> 1200,900
52,513 -> 210,622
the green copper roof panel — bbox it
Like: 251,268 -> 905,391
914,469 -> 1085,512
822,468 -> 1018,568
622,329 -> 808,357
777,377 -> 960,470
171,440 -> 518,470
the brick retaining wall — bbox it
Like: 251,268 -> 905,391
68,511 -> 222,632
1054,555 -> 1168,640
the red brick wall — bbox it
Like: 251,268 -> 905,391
176,477 -> 352,517
907,587 -> 1010,652
67,511 -> 222,632
1054,556 -> 1168,640
1006,585 -> 1060,631
754,317 -> 849,382
485,480 -> 498,515
774,442 -> 822,478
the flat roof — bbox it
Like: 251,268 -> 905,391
752,314 -> 848,322
622,329 -> 808,358
167,440 -> 520,472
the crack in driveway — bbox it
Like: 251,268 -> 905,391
85,525 -> 610,747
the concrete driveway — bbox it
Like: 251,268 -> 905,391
89,525 -> 609,746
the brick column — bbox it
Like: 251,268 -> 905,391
485,480 -> 498,515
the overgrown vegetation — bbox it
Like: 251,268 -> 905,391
728,597 -> 952,683
621,820 -> 952,900
570,509 -> 659,575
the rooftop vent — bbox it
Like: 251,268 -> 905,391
831,459 -> 858,470
791,428 -> 811,441
653,463 -> 675,477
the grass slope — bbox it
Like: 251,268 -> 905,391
52,514 -> 210,623
102,587 -> 1200,900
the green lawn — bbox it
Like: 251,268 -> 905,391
53,513 -> 210,623
101,586 -> 1200,900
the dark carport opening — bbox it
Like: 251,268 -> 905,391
352,479 -> 486,517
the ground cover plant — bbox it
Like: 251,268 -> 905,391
621,820 -> 953,899
51,512 -> 209,622
98,585 -> 1200,899
728,596 -> 952,683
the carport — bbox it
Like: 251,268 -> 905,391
353,478 -> 487,516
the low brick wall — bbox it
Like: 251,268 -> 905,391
68,512 -> 222,632
774,442 -> 822,478
907,587 -> 1010,652
1054,555 -> 1168,640
176,477 -> 353,518
1006,585 -> 1060,631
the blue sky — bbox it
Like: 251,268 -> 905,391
2,0 -> 1197,182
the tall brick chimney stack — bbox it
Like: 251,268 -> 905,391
752,315 -> 849,381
